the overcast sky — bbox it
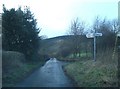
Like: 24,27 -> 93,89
1,0 -> 119,38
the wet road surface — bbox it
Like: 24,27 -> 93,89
15,58 -> 74,87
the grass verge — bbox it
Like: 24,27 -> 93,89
64,49 -> 118,87
2,51 -> 45,87
3,61 -> 45,87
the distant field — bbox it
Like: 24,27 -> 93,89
68,52 -> 92,58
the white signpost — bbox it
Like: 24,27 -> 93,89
86,33 -> 94,38
86,32 -> 102,61
117,31 -> 120,37
95,33 -> 102,36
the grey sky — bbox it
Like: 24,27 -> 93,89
1,0 -> 119,38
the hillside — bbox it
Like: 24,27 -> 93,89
39,35 -> 92,59
39,35 -> 67,58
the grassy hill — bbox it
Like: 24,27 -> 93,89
39,35 -> 92,59
39,35 -> 71,57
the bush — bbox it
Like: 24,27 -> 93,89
2,51 -> 26,73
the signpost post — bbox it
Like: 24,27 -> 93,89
86,32 -> 102,61
93,34 -> 96,61
117,31 -> 120,57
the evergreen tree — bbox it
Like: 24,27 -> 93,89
2,5 -> 41,60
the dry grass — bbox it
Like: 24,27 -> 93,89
64,48 -> 118,87
97,48 -> 118,64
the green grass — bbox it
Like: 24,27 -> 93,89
68,52 -> 92,58
64,60 -> 118,87
2,51 -> 45,87
64,49 -> 118,87
59,52 -> 92,62
3,61 -> 45,87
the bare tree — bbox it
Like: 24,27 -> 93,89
92,16 -> 102,33
111,19 -> 119,33
67,18 -> 85,58
41,35 -> 48,39
92,16 -> 117,51
69,18 -> 85,35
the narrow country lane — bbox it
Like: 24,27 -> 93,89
15,58 -> 74,87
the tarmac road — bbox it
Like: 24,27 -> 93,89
15,58 -> 74,87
